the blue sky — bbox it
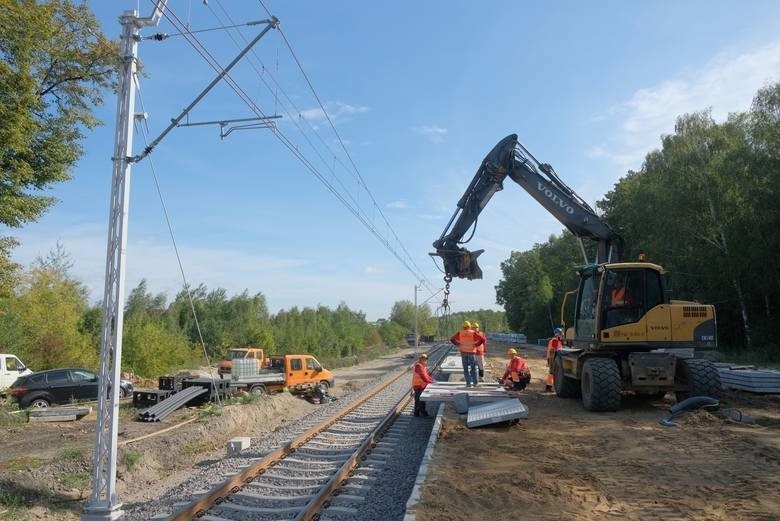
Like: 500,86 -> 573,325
9,0 -> 780,322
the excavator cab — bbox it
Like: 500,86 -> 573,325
572,263 -> 665,344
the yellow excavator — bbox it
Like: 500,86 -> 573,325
432,134 -> 720,411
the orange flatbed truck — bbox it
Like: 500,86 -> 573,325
229,354 -> 334,396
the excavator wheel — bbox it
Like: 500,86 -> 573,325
581,358 -> 622,412
675,358 -> 721,402
552,356 -> 581,398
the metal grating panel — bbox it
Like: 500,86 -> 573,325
466,398 -> 528,428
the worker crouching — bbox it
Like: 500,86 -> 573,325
499,348 -> 531,391
412,353 -> 436,417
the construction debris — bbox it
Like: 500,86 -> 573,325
28,406 -> 91,422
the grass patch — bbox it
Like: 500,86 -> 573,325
182,441 -> 211,456
0,488 -> 25,521
59,471 -> 90,490
1,456 -> 43,472
122,451 -> 141,471
57,447 -> 85,461
197,404 -> 222,420
0,410 -> 27,431
119,403 -> 138,420
225,391 -> 259,405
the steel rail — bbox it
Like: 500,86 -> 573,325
294,392 -> 413,521
169,348 -> 441,521
169,345 -> 449,520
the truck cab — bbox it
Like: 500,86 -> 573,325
270,354 -> 335,391
0,354 -> 32,393
218,347 -> 265,378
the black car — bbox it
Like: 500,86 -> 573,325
9,368 -> 133,408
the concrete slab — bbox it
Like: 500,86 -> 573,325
466,398 -> 529,428
439,355 -> 464,374
28,406 -> 91,422
718,368 -> 780,394
420,382 -> 506,403
227,436 -> 251,456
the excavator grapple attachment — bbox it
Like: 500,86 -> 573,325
435,248 -> 484,280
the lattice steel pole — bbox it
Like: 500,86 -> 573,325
83,5 -> 166,520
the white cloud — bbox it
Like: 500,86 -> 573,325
386,199 -> 409,209
412,125 -> 448,144
299,101 -> 369,124
593,40 -> 780,171
363,266 -> 384,275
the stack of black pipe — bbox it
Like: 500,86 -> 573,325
136,386 -> 208,422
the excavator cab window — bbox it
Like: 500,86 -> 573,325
575,271 -> 600,339
604,269 -> 647,327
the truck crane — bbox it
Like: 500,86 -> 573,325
433,134 -> 720,411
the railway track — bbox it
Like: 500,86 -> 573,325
131,345 -> 450,521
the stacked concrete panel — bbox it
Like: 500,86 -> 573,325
717,365 -> 780,394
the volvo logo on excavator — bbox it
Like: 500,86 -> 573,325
537,182 -> 575,215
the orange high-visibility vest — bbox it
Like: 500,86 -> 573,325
546,337 -> 564,366
412,362 -> 432,390
612,287 -> 630,306
508,355 -> 528,380
457,329 -> 477,354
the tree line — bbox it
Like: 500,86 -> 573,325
496,83 -> 780,358
0,247 -> 508,377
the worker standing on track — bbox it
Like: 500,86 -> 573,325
412,353 -> 436,417
500,348 -> 531,391
450,320 -> 484,387
473,322 -> 487,381
545,327 -> 565,392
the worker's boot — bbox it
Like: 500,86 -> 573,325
479,369 -> 484,378
545,385 -> 553,392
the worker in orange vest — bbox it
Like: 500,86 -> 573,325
500,348 -> 531,391
545,327 -> 565,392
450,320 -> 484,387
611,277 -> 635,307
473,322 -> 487,380
412,353 -> 436,417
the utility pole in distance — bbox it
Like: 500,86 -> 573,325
414,284 -> 420,353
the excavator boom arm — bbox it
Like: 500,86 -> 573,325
433,134 -> 623,280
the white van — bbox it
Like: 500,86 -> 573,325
0,354 -> 32,393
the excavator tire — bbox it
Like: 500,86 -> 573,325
675,358 -> 721,402
581,358 -> 622,412
552,356 -> 581,398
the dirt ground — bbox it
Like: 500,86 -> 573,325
415,343 -> 780,521
0,348 -> 418,521
3,345 -> 779,520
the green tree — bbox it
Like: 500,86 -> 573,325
0,1 -> 117,279
122,312 -> 196,377
389,300 -> 416,332
7,253 -> 96,369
